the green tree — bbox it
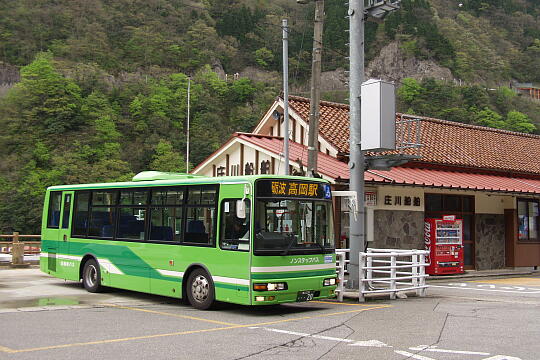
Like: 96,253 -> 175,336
254,47 -> 274,68
8,52 -> 83,136
150,140 -> 186,172
505,110 -> 536,133
475,107 -> 506,129
398,78 -> 423,103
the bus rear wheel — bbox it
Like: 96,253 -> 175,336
186,269 -> 215,310
82,258 -> 103,293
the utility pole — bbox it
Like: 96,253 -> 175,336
282,19 -> 290,175
306,0 -> 324,177
347,0 -> 401,288
347,0 -> 365,289
186,77 -> 191,173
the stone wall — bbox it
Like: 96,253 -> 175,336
372,210 -> 424,250
475,214 -> 506,270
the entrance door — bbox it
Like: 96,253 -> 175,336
58,191 -> 75,276
425,193 -> 475,269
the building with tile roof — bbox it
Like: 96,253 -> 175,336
193,95 -> 540,271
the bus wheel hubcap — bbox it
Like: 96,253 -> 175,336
86,265 -> 97,287
192,275 -> 209,302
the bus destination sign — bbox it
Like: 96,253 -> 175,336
256,180 -> 331,199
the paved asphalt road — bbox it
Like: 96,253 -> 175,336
0,268 -> 539,360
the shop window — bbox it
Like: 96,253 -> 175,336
518,199 -> 539,242
425,194 -> 442,212
445,195 -> 461,212
425,193 -> 474,213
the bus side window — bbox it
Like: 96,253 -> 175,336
47,192 -> 62,228
220,199 -> 250,251
61,194 -> 72,229
73,192 -> 90,237
184,186 -> 218,246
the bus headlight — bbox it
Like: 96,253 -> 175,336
253,282 -> 288,291
323,278 -> 336,286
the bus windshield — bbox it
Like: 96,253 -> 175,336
254,198 -> 334,255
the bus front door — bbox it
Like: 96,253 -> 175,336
57,191 -> 75,278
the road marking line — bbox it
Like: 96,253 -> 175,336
482,355 -> 522,360
251,327 -> 354,343
250,327 -> 390,347
469,278 -> 540,286
249,305 -> 391,327
5,325 -> 246,353
410,345 -> 490,355
0,345 -> 15,353
2,303 -> 390,353
349,340 -> 389,347
102,303 -> 239,326
430,285 -> 540,294
395,350 -> 436,360
436,295 -> 540,305
310,300 -> 380,307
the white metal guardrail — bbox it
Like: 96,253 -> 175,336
335,248 -> 428,302
360,248 -> 428,302
335,249 -> 350,302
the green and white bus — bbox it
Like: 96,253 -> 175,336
41,172 -> 337,309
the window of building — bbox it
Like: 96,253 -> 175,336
518,198 -> 539,242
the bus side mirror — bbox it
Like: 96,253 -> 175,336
236,200 -> 246,219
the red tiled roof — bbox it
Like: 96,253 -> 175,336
286,95 -> 540,176
366,167 -> 540,194
197,132 -> 540,194
236,133 -> 350,180
288,95 -> 351,154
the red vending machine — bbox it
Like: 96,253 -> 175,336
424,215 -> 464,275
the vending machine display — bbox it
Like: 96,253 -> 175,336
424,215 -> 464,275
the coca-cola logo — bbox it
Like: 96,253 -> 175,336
424,221 -> 431,264
424,221 -> 431,246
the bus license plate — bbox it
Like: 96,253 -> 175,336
296,290 -> 315,302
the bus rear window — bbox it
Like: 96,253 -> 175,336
47,192 -> 62,228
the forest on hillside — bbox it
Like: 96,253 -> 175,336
0,0 -> 539,233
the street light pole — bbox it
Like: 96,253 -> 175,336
347,0 -> 365,289
305,0 -> 324,177
186,77 -> 191,173
282,19 -> 290,175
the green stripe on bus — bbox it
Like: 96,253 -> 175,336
214,283 -> 249,291
251,270 -> 335,279
42,239 -> 178,282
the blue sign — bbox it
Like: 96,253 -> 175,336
324,184 -> 332,199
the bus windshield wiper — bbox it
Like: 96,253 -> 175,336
281,233 -> 297,256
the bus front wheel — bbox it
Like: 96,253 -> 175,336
186,269 -> 215,310
82,258 -> 103,293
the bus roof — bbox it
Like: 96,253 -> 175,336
47,172 -> 330,191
